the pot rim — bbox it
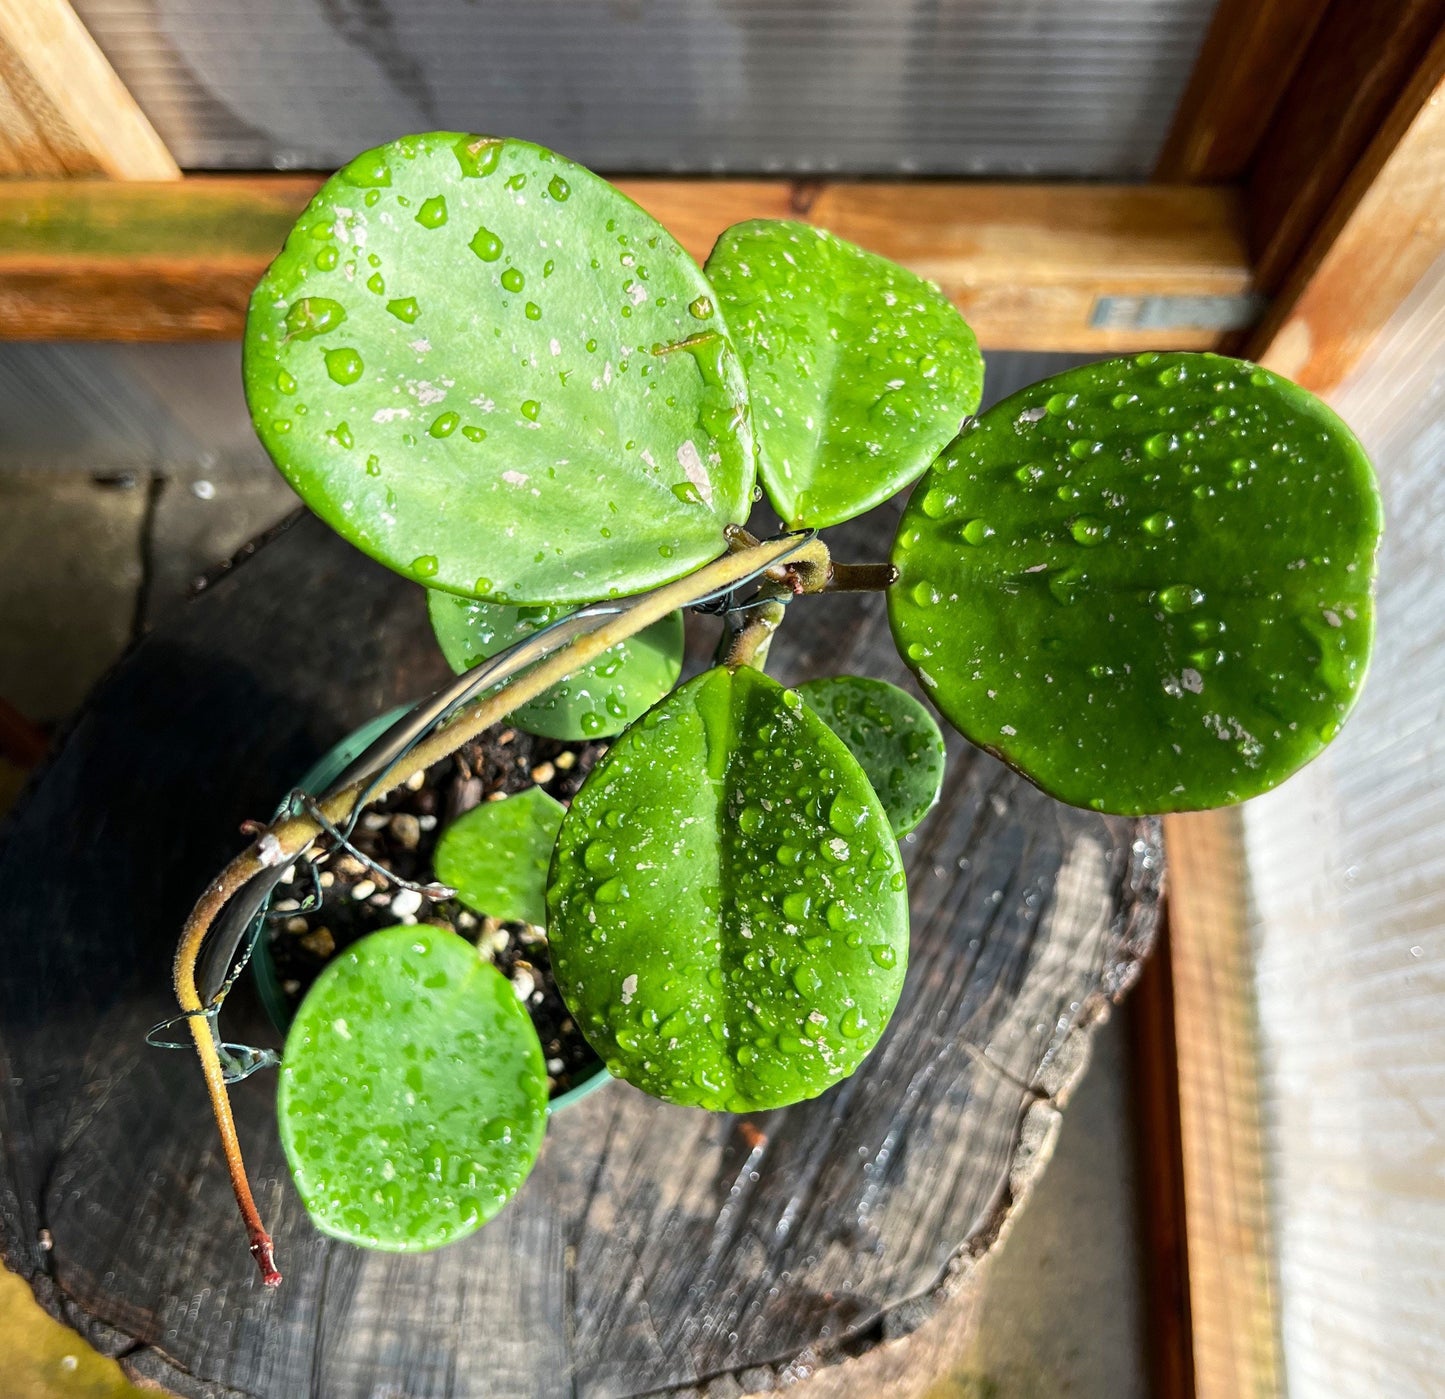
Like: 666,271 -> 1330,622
252,704 -> 610,1114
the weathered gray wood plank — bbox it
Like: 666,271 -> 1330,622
0,507 -> 1161,1398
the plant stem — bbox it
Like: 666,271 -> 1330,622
172,532 -> 809,1284
724,524 -> 896,595
827,561 -> 900,592
723,536 -> 838,670
724,597 -> 788,669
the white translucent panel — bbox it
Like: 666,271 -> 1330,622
1244,257 -> 1445,1399
71,0 -> 1217,176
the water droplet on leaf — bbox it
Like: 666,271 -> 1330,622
324,347 -> 364,385
415,195 -> 448,228
284,297 -> 346,340
469,227 -> 504,262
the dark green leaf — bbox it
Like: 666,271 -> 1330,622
796,675 -> 947,835
428,591 -> 684,741
704,219 -> 982,528
547,665 -> 909,1112
890,353 -> 1382,814
245,133 -> 756,603
435,786 -> 567,926
277,925 -> 547,1251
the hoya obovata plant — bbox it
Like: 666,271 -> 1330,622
170,132 -> 1382,1282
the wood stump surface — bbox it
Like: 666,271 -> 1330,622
0,508 -> 1162,1398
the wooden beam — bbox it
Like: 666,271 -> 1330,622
1246,0 -> 1445,292
0,176 -> 1254,347
1249,35 -> 1445,393
0,0 -> 178,179
1153,0 -> 1328,182
1129,922 -> 1197,1399
1162,810 -> 1283,1399
806,183 -> 1256,351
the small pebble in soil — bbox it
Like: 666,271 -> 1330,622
390,813 -> 421,850
351,879 -> 377,901
391,887 -> 423,918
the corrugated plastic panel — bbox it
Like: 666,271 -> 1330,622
1244,255 -> 1445,1399
70,0 -> 1217,176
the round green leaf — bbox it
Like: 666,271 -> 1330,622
704,218 -> 982,528
277,925 -> 547,1251
435,786 -> 567,926
889,353 -> 1382,814
245,133 -> 756,603
428,590 -> 684,741
796,676 -> 947,836
546,664 -> 909,1112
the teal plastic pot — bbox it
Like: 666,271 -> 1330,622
252,706 -> 609,1113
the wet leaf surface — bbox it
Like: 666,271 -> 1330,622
890,353 -> 1382,813
435,785 -> 567,927
428,590 -> 684,740
277,925 -> 547,1251
796,675 -> 947,835
547,665 -> 909,1111
246,133 -> 755,603
705,219 -> 981,528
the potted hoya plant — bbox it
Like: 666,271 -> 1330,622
164,132 -> 1383,1286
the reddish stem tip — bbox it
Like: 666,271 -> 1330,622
250,1233 -> 282,1288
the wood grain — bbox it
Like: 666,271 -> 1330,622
1161,810 -> 1282,1399
0,176 -> 1252,348
1128,920 -> 1197,1399
0,0 -> 178,179
1153,0 -> 1327,182
808,183 -> 1254,351
1250,49 -> 1445,394
0,505 -> 1162,1398
1246,0 -> 1445,292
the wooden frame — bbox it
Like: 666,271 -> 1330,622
0,1 -> 1436,375
0,0 -> 176,179
2,3 -> 1444,1396
1148,815 -> 1285,1399
0,176 -> 1252,348
1250,24 -> 1445,390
